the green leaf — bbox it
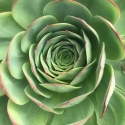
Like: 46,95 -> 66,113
120,35 -> 125,45
50,58 -> 73,72
66,38 -> 83,55
79,43 -> 105,94
82,31 -> 92,64
95,64 -> 115,118
40,53 -> 56,78
6,31 -> 28,79
95,42 -> 106,87
35,33 -> 52,67
76,0 -> 119,24
0,96 -> 12,125
115,87 -> 125,98
24,86 -> 64,114
84,112 -> 98,125
54,85 -> 95,109
46,45 -> 53,70
21,15 -> 57,53
0,12 -> 24,60
66,72 -> 94,110
7,97 -> 94,125
106,59 -> 125,91
0,89 -> 4,96
114,0 -> 125,35
12,0 -> 52,29
51,98 -> 94,125
66,45 -> 105,111
55,67 -> 83,81
0,39 -> 10,60
36,23 -> 78,42
92,16 -> 124,60
0,12 -> 24,38
23,62 -> 53,98
56,54 -> 104,108
52,30 -> 84,46
38,68 -> 68,84
29,44 -> 47,83
0,60 -> 29,105
42,35 -> 68,56
97,92 -> 125,125
0,0 -> 13,12
40,84 -> 81,93
64,16 -> 100,50
43,0 -> 92,24
74,48 -> 86,68
8,99 -> 54,125
70,59 -> 96,86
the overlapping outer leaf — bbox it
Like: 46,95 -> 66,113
0,0 -> 125,125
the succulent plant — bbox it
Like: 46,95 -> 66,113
0,0 -> 125,125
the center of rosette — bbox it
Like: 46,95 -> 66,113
25,18 -> 98,86
51,42 -> 79,71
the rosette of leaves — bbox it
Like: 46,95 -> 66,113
0,0 -> 125,125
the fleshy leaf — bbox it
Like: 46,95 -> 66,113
114,0 -> 125,34
70,59 -> 96,85
92,16 -> 124,60
95,42 -> 106,87
0,12 -> 24,38
54,86 -> 94,109
66,38 -> 83,55
84,112 -> 98,125
6,31 -> 28,79
29,44 -> 47,83
42,35 -> 68,56
74,48 -> 86,68
21,15 -> 57,53
55,94 -> 88,109
51,98 -> 94,125
55,67 -> 83,81
0,89 -> 4,96
56,56 -> 105,109
38,68 -> 68,84
8,99 -> 54,125
36,23 -> 78,42
25,84 -> 90,111
43,0 -> 92,24
25,86 -> 64,114
7,97 -> 94,125
0,40 -> 10,60
40,84 -> 81,93
0,12 -> 24,60
23,62 -> 53,98
52,30 -> 84,45
76,0 -> 119,24
0,96 -> 12,125
35,33 -> 52,67
12,0 -> 53,28
96,92 -> 125,125
82,31 -> 92,64
95,64 -> 115,118
0,0 -> 13,12
106,59 -> 125,92
115,87 -> 125,98
40,53 -> 56,78
64,16 -> 100,50
0,60 -> 29,105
